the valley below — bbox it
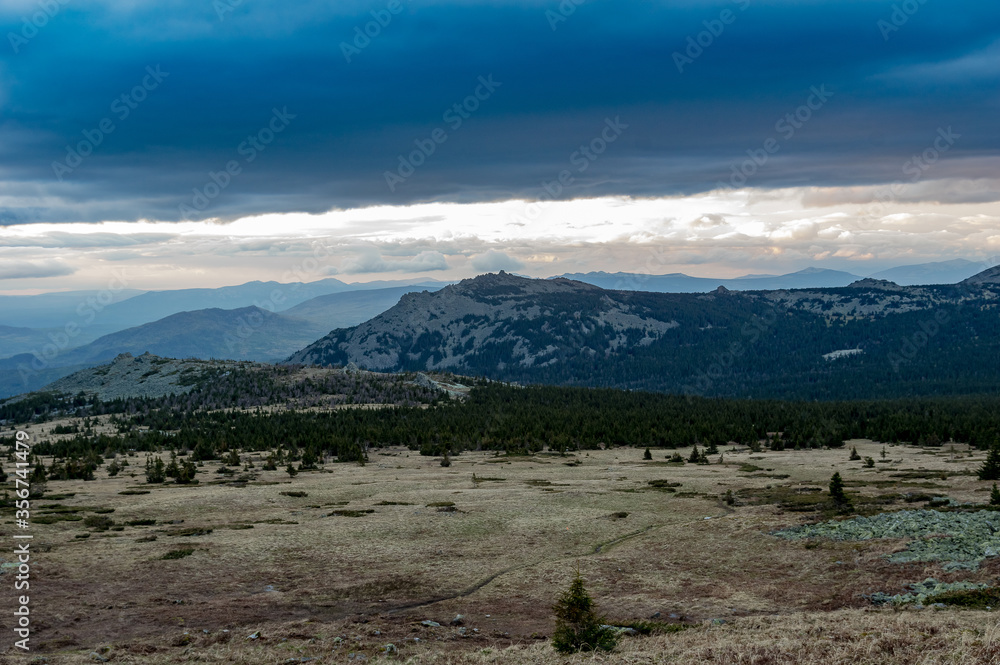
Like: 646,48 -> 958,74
3,420 -> 999,663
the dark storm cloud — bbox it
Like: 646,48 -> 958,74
1,0 -> 999,224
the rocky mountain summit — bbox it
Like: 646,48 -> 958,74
285,269 -> 1000,399
287,271 -> 681,372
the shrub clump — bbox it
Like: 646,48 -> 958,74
83,515 -> 114,531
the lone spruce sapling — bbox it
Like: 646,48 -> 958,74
552,571 -> 618,654
990,483 -> 1000,507
829,472 -> 851,508
643,448 -> 652,461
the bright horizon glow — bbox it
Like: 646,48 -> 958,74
2,185 -> 999,295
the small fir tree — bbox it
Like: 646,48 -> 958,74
990,483 -> 1000,507
849,447 -> 861,461
551,571 -> 618,654
286,463 -> 299,478
978,442 -> 1000,481
829,472 -> 850,506
145,457 -> 166,484
688,445 -> 701,464
30,461 -> 47,484
643,448 -> 652,460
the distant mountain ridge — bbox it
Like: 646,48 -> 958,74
555,259 -> 998,293
0,284 -> 447,399
287,268 -> 1000,400
556,267 -> 864,293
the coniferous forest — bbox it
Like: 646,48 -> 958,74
4,370 -> 999,466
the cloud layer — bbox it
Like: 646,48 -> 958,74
1,0 -> 999,226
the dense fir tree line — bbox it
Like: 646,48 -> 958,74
12,384 -> 1000,463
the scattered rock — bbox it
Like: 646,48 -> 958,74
601,625 -> 639,635
89,654 -> 109,663
421,620 -> 441,627
649,611 -> 661,619
868,578 -> 992,606
450,614 -> 464,626
774,509 -> 1000,568
247,631 -> 261,640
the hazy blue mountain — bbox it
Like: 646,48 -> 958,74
0,324 -> 39,355
555,267 -> 863,292
868,259 -> 995,285
281,285 -> 444,331
0,277 -> 456,346
88,278 -> 351,329
0,288 -> 145,328
0,305 -> 331,398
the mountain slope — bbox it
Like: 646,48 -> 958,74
288,272 -> 691,372
91,278 -> 351,329
287,270 -> 1000,400
281,285 -> 444,331
0,306 -> 330,398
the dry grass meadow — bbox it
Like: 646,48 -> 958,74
2,421 -> 999,663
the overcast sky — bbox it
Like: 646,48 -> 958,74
1,0 -> 999,293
